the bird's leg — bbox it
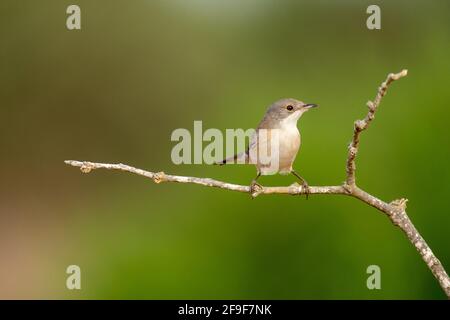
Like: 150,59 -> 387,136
291,170 -> 310,199
250,172 -> 262,197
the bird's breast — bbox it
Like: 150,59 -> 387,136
279,126 -> 301,159
250,125 -> 301,175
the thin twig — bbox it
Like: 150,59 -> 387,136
346,69 -> 408,187
64,70 -> 450,298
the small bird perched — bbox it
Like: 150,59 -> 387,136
218,98 -> 317,196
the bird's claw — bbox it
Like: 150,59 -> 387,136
301,181 -> 310,200
250,181 -> 263,198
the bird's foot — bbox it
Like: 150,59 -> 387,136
250,180 -> 263,198
301,180 -> 310,200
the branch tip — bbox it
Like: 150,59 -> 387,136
346,70 -> 408,186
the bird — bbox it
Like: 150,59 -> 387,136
217,98 -> 317,197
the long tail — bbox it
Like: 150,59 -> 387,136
215,151 -> 249,165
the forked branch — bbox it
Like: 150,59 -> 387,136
65,70 -> 450,298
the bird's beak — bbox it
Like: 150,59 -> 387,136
304,103 -> 318,109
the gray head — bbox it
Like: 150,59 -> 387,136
259,98 -> 318,127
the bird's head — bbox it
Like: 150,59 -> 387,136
264,98 -> 318,125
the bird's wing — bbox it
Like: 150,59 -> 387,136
246,116 -> 274,154
247,128 -> 278,165
216,151 -> 248,165
217,129 -> 261,165
217,117 -> 275,165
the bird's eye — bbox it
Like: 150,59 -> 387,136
286,105 -> 294,111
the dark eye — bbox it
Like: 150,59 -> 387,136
286,105 -> 294,111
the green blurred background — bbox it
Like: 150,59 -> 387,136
1,0 -> 449,299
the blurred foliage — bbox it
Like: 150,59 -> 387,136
0,0 -> 449,299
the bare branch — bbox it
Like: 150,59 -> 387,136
346,69 -> 408,187
64,160 -> 347,196
352,187 -> 450,297
64,70 -> 450,298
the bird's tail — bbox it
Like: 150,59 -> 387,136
215,151 -> 249,165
